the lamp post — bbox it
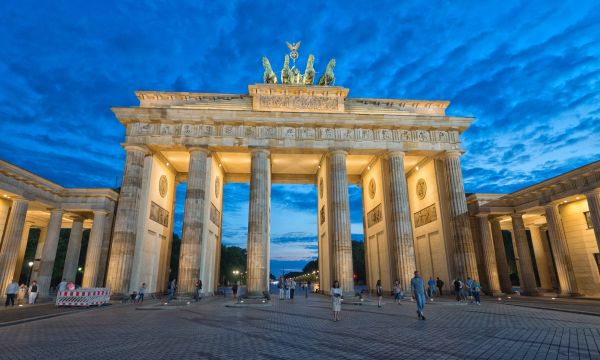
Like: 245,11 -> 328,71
27,261 -> 34,286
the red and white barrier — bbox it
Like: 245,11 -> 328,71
56,288 -> 111,307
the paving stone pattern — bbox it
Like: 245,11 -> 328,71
0,295 -> 599,359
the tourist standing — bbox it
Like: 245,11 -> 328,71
168,278 -> 177,301
453,278 -> 461,301
285,278 -> 290,300
290,279 -> 296,300
5,280 -> 18,306
232,281 -> 239,301
57,279 -> 67,293
376,280 -> 383,308
436,277 -> 444,296
427,277 -> 436,300
331,280 -> 342,321
278,276 -> 285,300
17,283 -> 27,305
195,279 -> 203,302
393,280 -> 403,304
465,277 -> 474,303
472,280 -> 481,305
29,280 -> 38,304
410,271 -> 426,320
137,283 -> 146,304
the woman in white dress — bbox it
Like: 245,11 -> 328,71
331,280 -> 342,322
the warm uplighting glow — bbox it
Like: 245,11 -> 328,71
166,162 -> 169,166
28,261 -> 34,267
78,267 -> 82,272
233,270 -> 240,275
416,166 -> 420,171
576,197 -> 580,200
367,166 -> 371,170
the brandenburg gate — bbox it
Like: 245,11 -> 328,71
105,49 -> 478,298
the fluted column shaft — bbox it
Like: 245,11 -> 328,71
246,149 -> 271,297
178,148 -> 210,294
14,221 -> 33,281
490,219 -> 513,293
96,211 -> 114,287
511,214 -> 539,295
528,225 -> 553,290
0,199 -> 29,297
328,150 -> 354,294
584,189 -> 600,251
31,227 -> 47,281
444,152 -> 478,280
62,217 -> 84,282
83,211 -> 107,288
106,146 -> 147,295
539,228 -> 559,290
386,151 -> 416,291
38,209 -> 64,297
477,215 -> 502,295
544,204 -> 579,296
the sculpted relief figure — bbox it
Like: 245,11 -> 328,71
262,56 -> 278,84
281,55 -> 293,84
317,58 -> 336,86
303,54 -> 315,85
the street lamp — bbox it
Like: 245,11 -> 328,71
27,261 -> 34,286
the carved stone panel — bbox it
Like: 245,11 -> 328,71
414,203 -> 437,228
149,201 -> 169,227
367,204 -> 383,228
210,202 -> 221,227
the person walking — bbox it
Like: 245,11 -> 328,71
411,271 -> 427,320
278,276 -> 285,300
331,280 -> 342,322
375,280 -> 383,308
137,283 -> 146,304
5,280 -> 18,306
28,280 -> 38,304
465,277 -> 474,303
453,278 -> 461,301
168,278 -> 177,301
284,278 -> 290,300
195,279 -> 203,302
232,281 -> 239,301
17,283 -> 27,305
290,279 -> 296,300
427,277 -> 436,301
436,277 -> 444,296
393,280 -> 403,304
472,280 -> 482,305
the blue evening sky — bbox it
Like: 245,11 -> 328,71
1,1 -> 599,273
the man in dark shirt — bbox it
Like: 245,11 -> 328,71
436,277 -> 444,296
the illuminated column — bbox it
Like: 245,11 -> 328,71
544,203 -> 579,296
528,224 -> 553,290
328,150 -> 354,295
510,214 -> 539,296
96,211 -> 114,287
476,214 -> 502,295
246,149 -> 271,297
83,211 -> 108,288
31,226 -> 48,281
62,216 -> 84,282
444,151 -> 479,280
0,198 -> 29,297
14,221 -> 33,281
490,219 -> 513,294
584,188 -> 600,251
178,148 -> 210,295
106,145 -> 148,295
37,209 -> 64,297
539,227 -> 559,290
386,151 -> 416,291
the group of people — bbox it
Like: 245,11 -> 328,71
277,276 -> 297,300
452,277 -> 482,305
4,279 -> 39,306
333,270 -> 430,321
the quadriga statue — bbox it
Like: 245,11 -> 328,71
262,56 -> 278,84
281,55 -> 293,85
317,58 -> 336,86
303,54 -> 315,85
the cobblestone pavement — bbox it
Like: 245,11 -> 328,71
1,295 -> 599,360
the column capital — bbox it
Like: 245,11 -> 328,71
249,148 -> 270,156
475,213 -> 490,219
583,187 -> 600,197
386,150 -> 406,159
69,215 -> 85,223
187,146 -> 211,155
329,149 -> 348,156
92,210 -> 109,217
49,208 -> 64,215
10,197 -> 29,205
443,150 -> 465,158
122,144 -> 151,155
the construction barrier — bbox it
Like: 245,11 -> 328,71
56,288 -> 111,307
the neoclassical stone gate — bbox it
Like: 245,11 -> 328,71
105,81 -> 478,297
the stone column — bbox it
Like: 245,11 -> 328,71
544,204 -> 579,296
246,149 -> 271,297
539,227 -> 560,291
178,148 -> 210,295
511,214 -> 539,296
0,199 -> 29,297
476,215 -> 502,295
490,219 -> 513,294
83,211 -> 107,288
584,188 -> 600,251
96,211 -> 114,287
31,226 -> 48,281
62,216 -> 84,283
328,150 -> 354,295
14,221 -> 33,281
37,209 -> 64,297
386,151 -> 416,291
443,151 -> 478,280
528,224 -> 553,290
106,146 -> 148,295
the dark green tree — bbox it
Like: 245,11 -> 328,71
219,245 -> 247,285
352,240 -> 366,283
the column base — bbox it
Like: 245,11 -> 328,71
557,292 -> 582,298
520,289 -> 542,297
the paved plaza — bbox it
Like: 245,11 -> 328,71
1,294 -> 600,359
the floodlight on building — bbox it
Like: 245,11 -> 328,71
28,261 -> 34,267
416,166 -> 419,171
